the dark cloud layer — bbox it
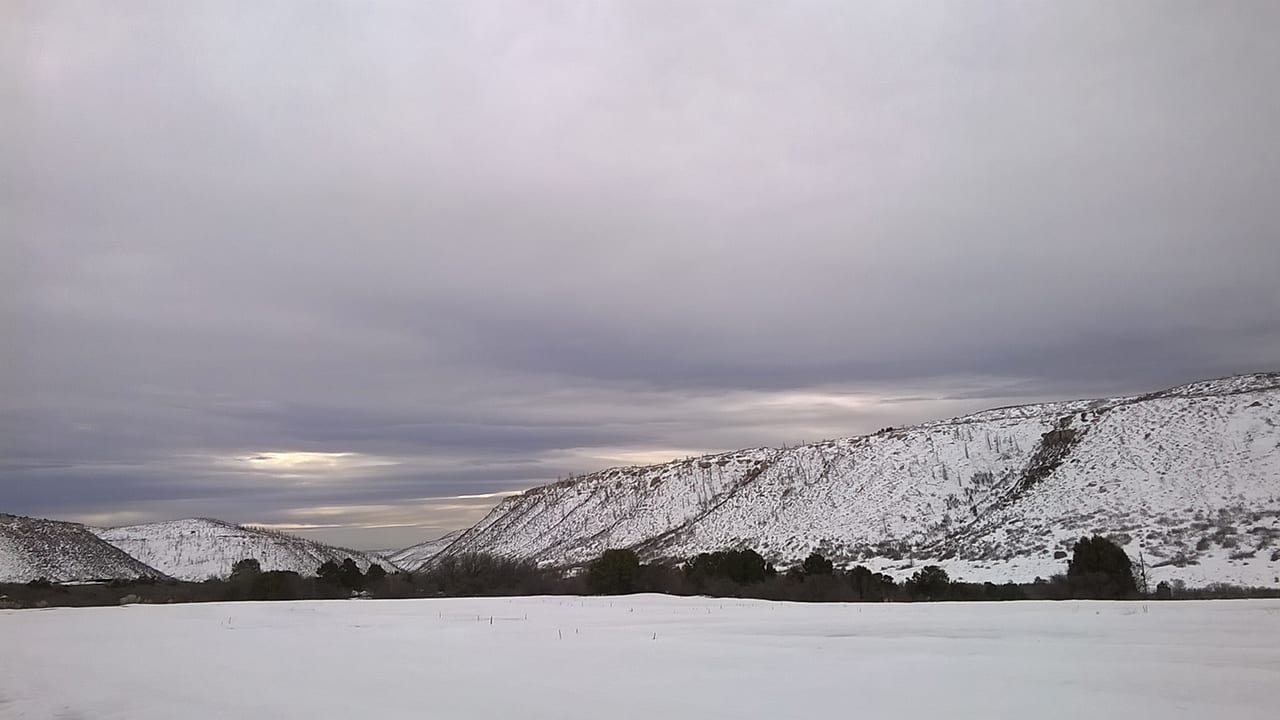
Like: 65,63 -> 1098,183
4,1 -> 1279,548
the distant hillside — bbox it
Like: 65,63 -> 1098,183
0,514 -> 168,583
384,529 -> 465,571
93,518 -> 394,581
433,373 -> 1280,587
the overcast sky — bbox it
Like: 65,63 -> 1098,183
4,1 -> 1278,550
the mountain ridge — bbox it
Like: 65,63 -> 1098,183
0,514 -> 170,583
5,373 -> 1277,587
380,529 -> 466,569
91,518 -> 396,581
429,372 -> 1280,587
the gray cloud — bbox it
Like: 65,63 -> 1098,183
4,1 -> 1279,548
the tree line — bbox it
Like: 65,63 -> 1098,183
5,536 -> 1276,608
543,535 -> 1247,602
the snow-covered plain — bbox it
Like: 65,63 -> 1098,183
3,595 -> 1278,719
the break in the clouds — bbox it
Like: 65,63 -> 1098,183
4,1 -> 1279,549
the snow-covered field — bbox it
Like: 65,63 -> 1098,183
3,595 -> 1278,719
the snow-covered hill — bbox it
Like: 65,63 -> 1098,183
434,373 -> 1280,587
0,514 -> 168,583
385,529 -> 465,570
93,518 -> 395,581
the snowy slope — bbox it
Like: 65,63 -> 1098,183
93,518 -> 395,581
0,514 -> 168,583
385,529 -> 465,570
434,373 -> 1280,586
4,596 -> 1279,720
436,447 -> 775,569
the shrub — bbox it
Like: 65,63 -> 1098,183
586,549 -> 641,595
685,549 -> 772,586
249,571 -> 304,600
1066,536 -> 1137,599
906,565 -> 951,600
230,558 -> 261,580
317,560 -> 342,586
423,553 -> 549,596
847,565 -> 896,601
801,552 -> 834,576
338,559 -> 365,590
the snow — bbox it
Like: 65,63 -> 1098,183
435,373 -> 1280,586
2,595 -> 1278,719
0,515 -> 166,583
93,518 -> 395,581
384,529 -> 465,570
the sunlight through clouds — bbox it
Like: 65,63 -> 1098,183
232,451 -> 399,477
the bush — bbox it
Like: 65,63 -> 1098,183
847,565 -> 896,601
685,549 -> 772,587
423,553 -> 549,596
906,566 -> 951,600
801,552 -> 834,576
338,559 -> 365,590
317,560 -> 342,586
1066,536 -> 1137,599
586,549 -> 641,595
230,558 -> 261,580
944,580 -> 1027,601
249,571 -> 304,600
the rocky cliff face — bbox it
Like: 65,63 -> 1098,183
433,373 -> 1280,586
